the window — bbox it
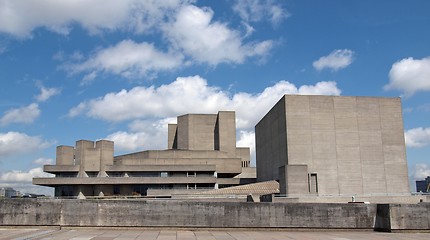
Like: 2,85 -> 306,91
309,173 -> 318,193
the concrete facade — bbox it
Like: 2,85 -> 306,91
33,111 -> 254,198
256,95 -> 410,197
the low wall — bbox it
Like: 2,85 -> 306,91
0,199 -> 428,231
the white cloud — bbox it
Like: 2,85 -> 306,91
233,0 -> 288,25
105,131 -> 146,152
6,1 -> 278,78
0,132 -> 52,157
412,164 -> 430,180
35,85 -> 61,102
33,157 -> 54,165
0,157 -> 54,195
164,5 -> 273,65
385,57 -> 430,97
0,0 -> 189,38
0,167 -> 52,182
405,127 -> 430,148
67,40 -> 184,81
236,130 -> 256,166
69,75 -> 341,129
313,49 -> 354,71
106,118 -> 175,152
0,103 -> 40,126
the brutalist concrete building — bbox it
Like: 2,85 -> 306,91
33,111 -> 254,198
256,95 -> 410,197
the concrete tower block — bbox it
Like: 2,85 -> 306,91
96,140 -> 114,177
75,140 -> 95,177
177,115 -> 189,150
168,124 -> 178,149
56,146 -> 74,165
216,111 -> 236,156
177,114 -> 217,151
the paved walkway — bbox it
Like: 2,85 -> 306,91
1,228 -> 430,240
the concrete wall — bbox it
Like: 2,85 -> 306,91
256,95 -> 410,196
1,199 -> 428,231
177,114 -> 218,151
216,111 -> 236,156
255,97 -> 287,183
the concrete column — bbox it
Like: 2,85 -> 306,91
216,111 -> 236,156
75,140 -> 95,177
96,140 -> 114,177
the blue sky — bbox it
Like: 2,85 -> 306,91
0,0 -> 429,195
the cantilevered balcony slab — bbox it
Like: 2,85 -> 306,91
43,165 -> 80,173
105,164 -> 216,172
33,176 -> 216,186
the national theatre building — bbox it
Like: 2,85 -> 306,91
33,111 -> 255,198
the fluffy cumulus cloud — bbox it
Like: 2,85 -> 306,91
236,130 -> 256,165
313,49 -> 354,71
0,157 -> 54,195
385,57 -> 430,97
0,0 -> 189,38
2,1 -> 275,75
412,164 -> 430,180
233,0 -> 288,25
163,5 -> 273,65
66,40 -> 184,83
106,118 -> 175,152
69,75 -> 341,129
0,167 -> 52,182
405,127 -> 430,148
0,103 -> 40,126
34,84 -> 61,102
33,157 -> 54,165
0,132 -> 52,157
105,131 -> 146,152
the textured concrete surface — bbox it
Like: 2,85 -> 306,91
0,199 -> 380,229
1,228 -> 430,240
2,199 -> 429,231
256,95 -> 409,197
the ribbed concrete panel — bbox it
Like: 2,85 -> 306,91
255,95 -> 410,198
286,115 -> 311,129
336,131 -> 359,145
311,113 -> 335,130
287,129 -> 312,145
287,144 -> 312,165
335,117 -> 359,130
359,131 -> 383,146
358,117 -> 381,130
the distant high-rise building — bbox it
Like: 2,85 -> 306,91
416,176 -> 430,192
0,187 -> 18,198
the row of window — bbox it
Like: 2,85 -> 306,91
55,171 -> 215,178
